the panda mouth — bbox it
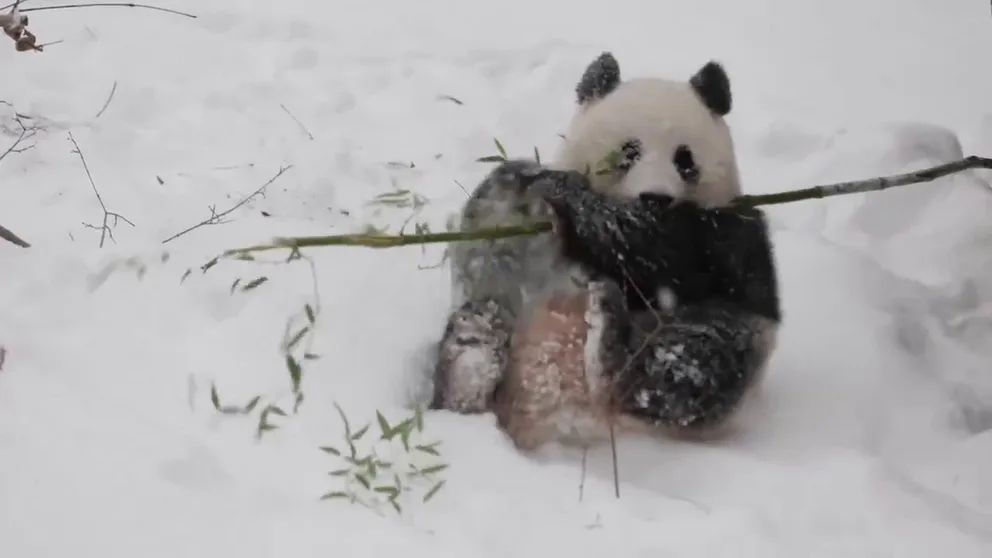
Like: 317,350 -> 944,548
678,166 -> 700,184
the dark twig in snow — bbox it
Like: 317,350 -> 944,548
69,132 -> 135,248
0,1 -> 32,11
95,81 -> 118,118
0,100 -> 39,248
0,223 -> 30,247
280,104 -> 314,140
0,101 -> 39,162
0,345 -> 6,372
161,165 -> 294,244
19,3 -> 197,19
222,155 -> 992,255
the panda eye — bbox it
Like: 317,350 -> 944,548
673,144 -> 700,183
616,139 -> 642,171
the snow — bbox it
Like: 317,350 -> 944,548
2,0 -> 992,555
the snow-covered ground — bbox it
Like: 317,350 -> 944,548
3,0 -> 992,555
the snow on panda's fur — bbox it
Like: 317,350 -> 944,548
427,52 -> 782,451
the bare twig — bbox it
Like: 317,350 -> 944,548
19,3 -> 196,19
0,222 -> 30,247
95,81 -> 117,118
0,102 -> 39,162
161,165 -> 294,244
68,132 -> 135,248
280,104 -> 313,140
608,422 -> 620,498
0,345 -> 6,372
221,155 -> 992,256
578,447 -> 587,502
0,1 -> 32,10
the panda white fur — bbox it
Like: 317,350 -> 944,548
426,52 -> 782,451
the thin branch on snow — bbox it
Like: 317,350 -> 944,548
0,223 -> 30,247
0,101 -> 40,163
18,3 -> 197,19
95,81 -> 118,118
0,100 -> 40,248
220,155 -> 992,256
161,165 -> 294,244
280,104 -> 314,141
68,132 -> 135,248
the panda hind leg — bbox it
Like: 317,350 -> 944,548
429,297 -> 514,414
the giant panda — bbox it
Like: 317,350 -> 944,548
426,52 -> 782,451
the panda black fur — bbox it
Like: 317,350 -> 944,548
427,52 -> 781,449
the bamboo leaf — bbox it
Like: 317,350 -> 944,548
422,480 -> 446,502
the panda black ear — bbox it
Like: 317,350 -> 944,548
576,52 -> 621,105
690,61 -> 732,116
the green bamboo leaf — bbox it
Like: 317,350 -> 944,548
229,278 -> 242,294
285,327 -> 309,352
354,474 -> 371,490
286,355 -> 302,392
257,422 -> 278,435
241,276 -> 269,291
350,424 -> 371,441
413,405 -> 424,433
318,446 -> 341,456
209,383 -> 221,411
390,499 -> 402,514
476,155 -> 506,163
414,444 -> 440,456
328,469 -> 351,477
374,485 -> 399,497
494,138 -> 507,158
320,491 -> 349,500
419,464 -> 449,475
267,405 -> 288,417
243,395 -> 261,413
304,304 -> 316,324
376,411 -> 392,439
422,480 -> 446,502
180,268 -> 193,284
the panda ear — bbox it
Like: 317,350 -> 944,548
575,52 -> 621,105
689,61 -> 732,116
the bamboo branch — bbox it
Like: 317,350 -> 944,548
734,155 -> 992,206
220,155 -> 992,258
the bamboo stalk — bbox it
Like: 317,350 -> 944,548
223,156 -> 992,257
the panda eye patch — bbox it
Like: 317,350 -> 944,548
616,139 -> 642,170
673,144 -> 700,183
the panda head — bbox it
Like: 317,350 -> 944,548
550,52 -> 741,208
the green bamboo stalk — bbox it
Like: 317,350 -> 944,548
223,155 -> 992,257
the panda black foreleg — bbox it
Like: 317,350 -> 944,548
431,159 -> 559,414
608,300 -> 775,433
